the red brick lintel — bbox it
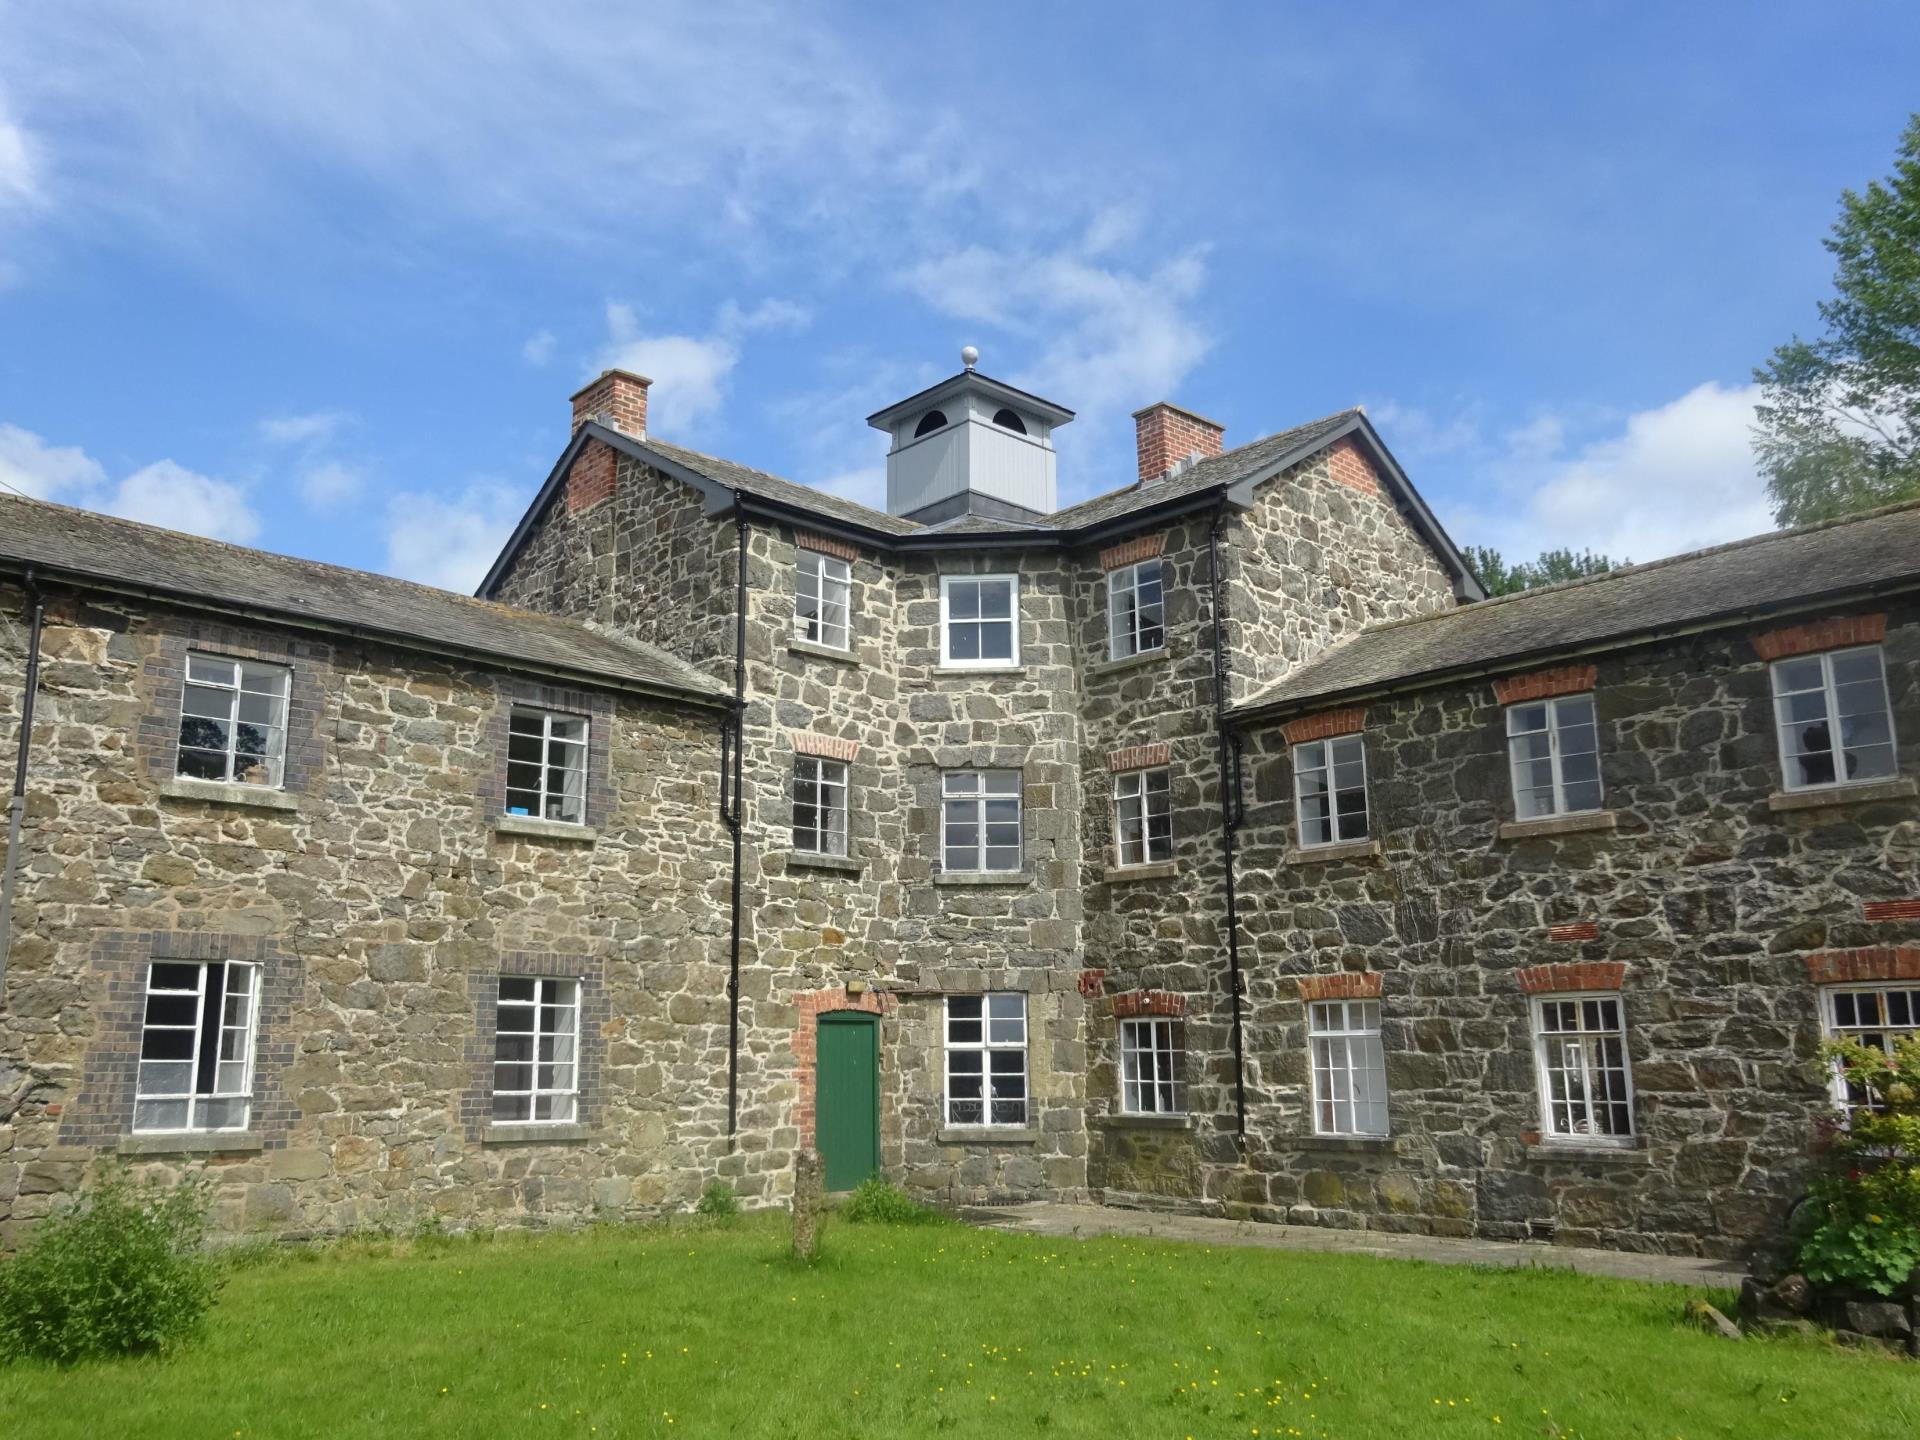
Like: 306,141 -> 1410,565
1492,665 -> 1598,706
1752,612 -> 1887,663
1112,989 -> 1187,1018
1107,742 -> 1172,773
1279,708 -> 1366,746
791,732 -> 860,762
1517,962 -> 1625,995
1864,899 -> 1920,923
1804,946 -> 1920,986
796,531 -> 860,564
1098,533 -> 1166,572
1548,921 -> 1600,944
1295,972 -> 1382,1003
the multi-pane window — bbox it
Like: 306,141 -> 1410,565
1771,646 -> 1898,791
1822,986 -> 1920,1121
945,993 -> 1028,1126
1531,995 -> 1635,1143
492,977 -> 580,1124
176,654 -> 290,787
1108,559 -> 1165,660
506,708 -> 588,824
1120,1017 -> 1184,1115
1114,766 -> 1173,867
1506,695 -> 1603,820
940,575 -> 1019,666
1294,735 -> 1368,847
134,961 -> 259,1133
792,757 -> 848,856
942,771 -> 1023,872
1308,1000 -> 1388,1136
795,549 -> 852,651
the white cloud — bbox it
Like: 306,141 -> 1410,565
593,297 -> 812,438
521,329 -> 557,367
384,480 -> 524,593
0,422 -> 106,499
259,410 -> 348,446
298,460 -> 364,509
0,421 -> 260,543
0,102 -> 37,213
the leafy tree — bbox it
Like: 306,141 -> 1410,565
1464,545 -> 1621,597
1755,113 -> 1920,526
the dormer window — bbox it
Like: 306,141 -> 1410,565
992,408 -> 1027,435
913,410 -> 948,438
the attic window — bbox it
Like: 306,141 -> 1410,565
914,410 -> 948,438
992,408 -> 1027,435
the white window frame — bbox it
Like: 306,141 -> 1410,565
1307,999 -> 1389,1137
1120,1016 -> 1184,1115
506,707 -> 590,825
1505,693 -> 1604,820
1770,645 -> 1900,793
944,993 -> 1028,1127
939,574 -> 1021,668
492,976 -> 581,1125
1293,735 -> 1369,848
1107,558 -> 1165,661
794,549 -> 852,652
176,653 -> 291,788
1113,765 -> 1173,867
941,770 -> 1023,873
134,960 -> 260,1134
792,756 -> 849,856
1529,993 -> 1636,1146
1820,984 -> 1920,1122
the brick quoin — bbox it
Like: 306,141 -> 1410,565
791,732 -> 860,762
1548,921 -> 1600,944
1516,961 -> 1626,994
1279,707 -> 1367,745
1864,899 -> 1920,923
1803,946 -> 1920,986
1106,741 -> 1172,773
790,987 -> 890,1149
1132,402 -> 1224,484
1752,612 -> 1887,662
1492,665 -> 1598,706
795,531 -> 860,564
1295,972 -> 1383,1003
1098,533 -> 1166,572
1324,436 -> 1383,498
1112,990 -> 1187,1018
564,440 -> 617,515
570,369 -> 650,437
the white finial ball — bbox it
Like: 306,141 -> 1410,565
961,344 -> 979,371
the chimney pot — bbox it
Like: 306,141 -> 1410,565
570,369 -> 651,438
1132,401 -> 1224,485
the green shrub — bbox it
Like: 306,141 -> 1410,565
0,1173 -> 221,1364
695,1180 -> 740,1221
1796,1032 -> 1920,1296
840,1177 -> 938,1226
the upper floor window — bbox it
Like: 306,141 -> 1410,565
1114,766 -> 1172,867
795,549 -> 852,652
507,707 -> 588,824
1771,646 -> 1897,791
492,976 -> 579,1124
914,409 -> 948,438
135,960 -> 259,1134
1308,999 -> 1388,1137
942,770 -> 1022,873
1120,1017 -> 1184,1115
1530,994 -> 1634,1144
1294,736 -> 1368,847
178,654 -> 290,787
793,756 -> 849,857
1506,695 -> 1602,820
940,575 -> 1019,667
945,993 -> 1028,1126
991,408 -> 1028,435
1108,558 -> 1165,660
1821,985 -> 1918,1121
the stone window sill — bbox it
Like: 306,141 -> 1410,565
495,814 -> 598,843
1768,777 -> 1917,813
787,639 -> 862,667
1523,1138 -> 1649,1164
1285,838 -> 1381,867
937,1126 -> 1039,1145
1103,860 -> 1178,884
481,1122 -> 594,1145
934,871 -> 1031,887
158,777 -> 299,812
1086,648 -> 1167,679
787,849 -> 866,874
1497,810 -> 1617,842
933,665 -> 1026,677
118,1131 -> 264,1157
1092,1112 -> 1193,1130
1285,1134 -> 1397,1154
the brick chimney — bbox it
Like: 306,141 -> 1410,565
570,369 -> 651,437
1132,402 -> 1224,485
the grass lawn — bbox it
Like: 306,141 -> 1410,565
2,1213 -> 1914,1439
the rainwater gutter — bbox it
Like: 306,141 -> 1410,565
0,572 -> 46,995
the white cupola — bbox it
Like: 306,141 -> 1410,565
866,348 -> 1075,523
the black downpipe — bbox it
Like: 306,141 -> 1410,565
0,572 -> 46,992
1208,507 -> 1248,1138
724,498 -> 749,1144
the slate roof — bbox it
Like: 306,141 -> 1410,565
0,493 -> 732,705
643,438 -> 920,537
1231,500 -> 1920,720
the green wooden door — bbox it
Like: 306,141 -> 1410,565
816,1012 -> 880,1191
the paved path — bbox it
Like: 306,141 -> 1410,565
962,1201 -> 1746,1289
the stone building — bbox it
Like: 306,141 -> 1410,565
0,354 -> 1915,1260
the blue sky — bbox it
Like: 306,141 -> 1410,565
0,3 -> 1916,589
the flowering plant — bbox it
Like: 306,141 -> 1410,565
1796,1032 -> 1920,1295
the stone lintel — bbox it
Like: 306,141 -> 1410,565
1103,860 -> 1179,884
1522,1138 -> 1649,1164
786,850 -> 866,874
933,871 -> 1032,887
117,1131 -> 264,1157
936,1126 -> 1039,1145
1286,1134 -> 1396,1154
1497,810 -> 1617,842
1286,837 -> 1381,867
494,814 -> 598,843
481,1123 -> 594,1145
1767,777 -> 1917,812
787,638 -> 861,666
158,777 -> 300,811
1092,1112 -> 1193,1130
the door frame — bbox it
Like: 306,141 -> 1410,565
815,1009 -> 881,1190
